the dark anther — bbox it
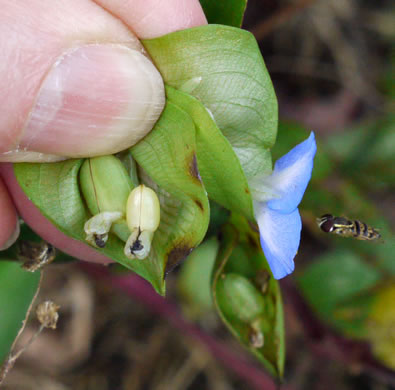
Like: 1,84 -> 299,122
94,234 -> 106,248
131,239 -> 143,254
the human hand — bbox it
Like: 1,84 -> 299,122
0,0 -> 207,262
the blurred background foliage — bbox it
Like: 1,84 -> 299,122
179,0 -> 395,387
1,0 -> 394,389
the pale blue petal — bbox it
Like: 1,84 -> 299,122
267,132 -> 316,214
256,204 -> 301,279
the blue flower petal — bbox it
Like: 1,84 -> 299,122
256,205 -> 302,279
266,132 -> 316,214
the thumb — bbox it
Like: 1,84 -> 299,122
0,3 -> 165,162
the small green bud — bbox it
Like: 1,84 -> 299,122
80,156 -> 133,248
216,273 -> 266,324
124,184 -> 160,260
80,156 -> 133,215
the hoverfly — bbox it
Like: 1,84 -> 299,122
317,214 -> 381,241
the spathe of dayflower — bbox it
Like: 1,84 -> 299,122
250,132 -> 317,279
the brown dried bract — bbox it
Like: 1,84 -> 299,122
18,241 -> 56,272
36,301 -> 60,330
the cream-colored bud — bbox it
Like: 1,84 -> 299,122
126,185 -> 160,232
124,185 -> 160,260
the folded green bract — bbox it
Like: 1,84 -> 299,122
15,25 -> 277,294
13,22 -> 285,378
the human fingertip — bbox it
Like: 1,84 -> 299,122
95,0 -> 208,39
0,177 -> 19,250
17,44 -> 165,158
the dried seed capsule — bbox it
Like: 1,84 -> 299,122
124,185 -> 160,260
36,300 -> 60,330
80,156 -> 133,247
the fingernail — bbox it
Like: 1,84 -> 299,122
0,218 -> 20,250
22,45 -> 165,157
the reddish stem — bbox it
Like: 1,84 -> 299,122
83,264 -> 293,390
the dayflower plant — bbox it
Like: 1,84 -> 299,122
251,132 -> 317,279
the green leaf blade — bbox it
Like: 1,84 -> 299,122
298,249 -> 382,318
178,237 -> 219,317
15,160 -> 87,237
131,101 -> 210,286
199,0 -> 247,27
143,24 -> 277,180
166,86 -> 254,219
212,221 -> 285,378
0,262 -> 41,361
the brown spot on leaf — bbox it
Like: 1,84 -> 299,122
165,245 -> 193,276
194,199 -> 204,211
248,221 -> 259,233
247,233 -> 259,250
189,154 -> 200,180
245,187 -> 250,195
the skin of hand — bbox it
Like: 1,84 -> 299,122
0,0 -> 207,262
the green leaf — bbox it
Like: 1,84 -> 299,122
206,200 -> 231,237
14,102 -> 210,294
178,237 -> 219,317
0,262 -> 41,361
131,101 -> 210,286
331,292 -> 375,338
166,86 -> 254,219
298,249 -> 381,319
199,0 -> 247,27
15,160 -> 87,235
212,221 -> 285,378
143,24 -> 277,180
324,115 -> 395,190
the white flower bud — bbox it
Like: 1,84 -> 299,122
124,185 -> 160,260
126,184 -> 160,232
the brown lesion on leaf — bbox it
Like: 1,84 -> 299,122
247,233 -> 259,250
248,221 -> 259,233
164,244 -> 193,276
188,154 -> 201,182
245,187 -> 250,195
194,199 -> 204,212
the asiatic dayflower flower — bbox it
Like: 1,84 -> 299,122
249,132 -> 317,279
